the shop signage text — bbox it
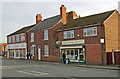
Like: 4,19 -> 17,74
7,43 -> 27,49
62,39 -> 85,45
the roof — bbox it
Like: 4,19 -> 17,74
58,10 -> 115,31
27,11 -> 73,32
7,24 -> 36,36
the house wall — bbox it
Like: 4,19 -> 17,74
7,33 -> 27,44
7,33 -> 27,59
27,21 -> 64,61
27,12 -> 77,61
58,25 -> 106,64
104,10 -> 119,52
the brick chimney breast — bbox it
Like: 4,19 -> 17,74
36,14 -> 42,24
60,5 -> 66,24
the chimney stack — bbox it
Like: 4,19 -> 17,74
36,14 -> 42,24
60,5 -> 66,24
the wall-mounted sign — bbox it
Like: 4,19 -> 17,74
7,43 -> 27,49
100,39 -> 104,43
62,39 -> 85,45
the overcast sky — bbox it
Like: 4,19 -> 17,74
0,0 -> 120,43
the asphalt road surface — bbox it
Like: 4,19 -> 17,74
1,58 -> 119,77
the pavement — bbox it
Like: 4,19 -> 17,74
2,58 -> 120,70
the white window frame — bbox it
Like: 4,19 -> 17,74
44,30 -> 48,40
16,35 -> 19,42
12,36 -> 15,43
9,36 -> 11,43
83,27 -> 97,37
21,33 -> 25,42
44,45 -> 49,57
64,30 -> 74,39
31,33 -> 34,42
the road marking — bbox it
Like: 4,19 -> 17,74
17,70 -> 49,76
96,71 -> 106,73
17,71 -> 31,75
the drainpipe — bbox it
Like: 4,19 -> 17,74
112,50 -> 115,65
100,23 -> 104,65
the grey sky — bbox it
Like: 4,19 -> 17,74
1,0 -> 120,43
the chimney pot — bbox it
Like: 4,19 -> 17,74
60,5 -> 66,24
36,14 -> 42,24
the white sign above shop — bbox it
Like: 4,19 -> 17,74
7,43 -> 27,49
62,39 -> 85,45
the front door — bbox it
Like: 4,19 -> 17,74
38,46 -> 41,60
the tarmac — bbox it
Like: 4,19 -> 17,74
1,57 -> 120,70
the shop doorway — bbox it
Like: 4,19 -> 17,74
38,46 -> 41,60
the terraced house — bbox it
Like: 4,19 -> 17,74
27,5 -> 78,61
7,24 -> 35,59
57,10 -> 120,65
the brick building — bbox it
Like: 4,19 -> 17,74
57,10 -> 120,65
7,24 -> 35,59
0,43 -> 7,56
27,5 -> 78,61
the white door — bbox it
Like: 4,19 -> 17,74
38,46 -> 41,60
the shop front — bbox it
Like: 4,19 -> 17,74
7,43 -> 27,59
60,39 -> 86,63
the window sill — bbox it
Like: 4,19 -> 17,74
44,39 -> 48,41
83,35 -> 97,37
30,41 -> 34,42
44,55 -> 49,57
64,38 -> 74,40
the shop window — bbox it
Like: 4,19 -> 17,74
20,49 -> 26,57
16,35 -> 19,42
83,27 -> 97,37
64,30 -> 74,39
15,49 -> 19,57
44,45 -> 49,57
12,36 -> 15,43
10,50 -> 14,57
31,33 -> 34,42
44,30 -> 48,40
21,33 -> 25,42
9,36 -> 11,43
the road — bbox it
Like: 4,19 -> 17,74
1,58 -> 119,77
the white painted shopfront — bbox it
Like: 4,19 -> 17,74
7,43 -> 27,59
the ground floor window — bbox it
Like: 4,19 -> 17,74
44,45 -> 49,57
31,46 -> 35,56
10,49 -> 14,57
20,49 -> 26,57
61,48 -> 85,63
9,49 -> 26,58
15,49 -> 19,57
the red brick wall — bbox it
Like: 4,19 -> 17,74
27,12 -> 76,61
85,44 -> 102,64
58,25 -> 106,64
7,33 -> 27,44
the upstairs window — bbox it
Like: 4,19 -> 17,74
31,33 -> 34,42
8,36 -> 11,43
16,35 -> 19,42
64,30 -> 74,39
21,34 -> 25,42
12,36 -> 15,43
83,27 -> 97,37
44,30 -> 48,40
